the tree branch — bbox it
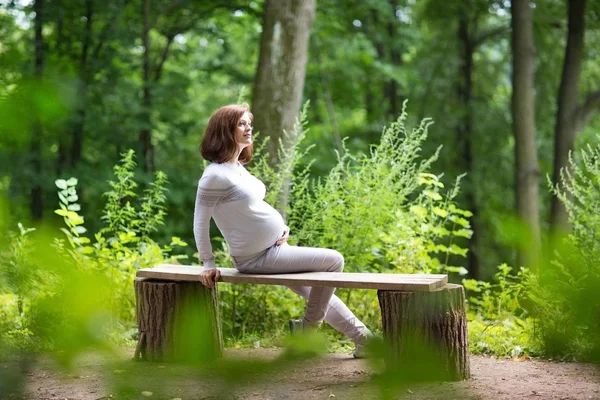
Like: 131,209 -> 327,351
150,0 -> 184,30
473,25 -> 509,49
90,0 -> 132,61
153,35 -> 175,82
575,90 -> 600,130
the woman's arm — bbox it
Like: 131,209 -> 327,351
193,175 -> 225,271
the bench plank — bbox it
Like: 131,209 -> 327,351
137,264 -> 448,292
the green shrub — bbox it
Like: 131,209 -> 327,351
53,150 -> 188,336
0,151 -> 188,353
463,264 -> 539,357
530,142 -> 600,361
0,224 -> 48,351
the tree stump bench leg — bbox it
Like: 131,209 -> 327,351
377,283 -> 470,381
133,277 -> 223,362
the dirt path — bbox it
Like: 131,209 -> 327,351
2,348 -> 599,400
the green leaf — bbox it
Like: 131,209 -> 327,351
462,279 -> 481,292
453,229 -> 472,238
54,209 -> 69,217
55,179 -> 67,190
170,236 -> 188,247
449,215 -> 470,228
423,190 -> 443,201
67,195 -> 79,202
409,205 -> 427,218
432,207 -> 448,218
66,177 -> 78,186
80,246 -> 94,255
68,204 -> 81,211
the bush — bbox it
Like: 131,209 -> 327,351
529,142 -> 600,361
463,264 -> 539,357
0,151 -> 188,354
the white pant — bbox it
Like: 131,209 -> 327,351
232,243 -> 371,344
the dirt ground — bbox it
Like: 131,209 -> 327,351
1,347 -> 599,400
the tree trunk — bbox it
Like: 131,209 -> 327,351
457,9 -> 480,280
386,1 -> 402,118
550,0 -> 587,233
369,10 -> 388,120
68,0 -> 93,170
69,84 -> 88,169
139,0 -> 154,173
30,0 -> 45,221
377,284 -> 470,381
511,0 -> 540,268
251,0 -> 316,193
134,278 -> 222,362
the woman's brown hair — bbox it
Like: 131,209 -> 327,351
200,104 -> 254,164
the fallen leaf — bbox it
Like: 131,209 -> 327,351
158,365 -> 166,369
329,394 -> 335,398
407,389 -> 414,394
113,370 -> 125,375
141,391 -> 153,397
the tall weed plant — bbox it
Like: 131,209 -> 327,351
532,142 -> 600,361
288,103 -> 471,276
0,224 -> 46,351
463,264 -> 538,358
52,150 -> 188,340
0,151 -> 188,354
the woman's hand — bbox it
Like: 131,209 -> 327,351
199,268 -> 221,288
275,228 -> 289,246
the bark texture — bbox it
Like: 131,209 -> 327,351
134,278 -> 222,362
457,7 -> 480,280
377,284 -> 470,381
30,0 -> 45,221
252,0 -> 316,167
551,0 -> 587,232
139,0 -> 154,173
511,0 -> 540,267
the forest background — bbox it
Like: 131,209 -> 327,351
1,0 -> 600,366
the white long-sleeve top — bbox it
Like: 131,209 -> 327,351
193,162 -> 287,270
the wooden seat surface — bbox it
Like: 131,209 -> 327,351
137,264 -> 448,292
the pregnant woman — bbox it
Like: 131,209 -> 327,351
194,104 -> 372,357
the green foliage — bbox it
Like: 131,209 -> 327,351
289,102 -> 470,277
53,151 -> 187,331
463,264 -> 538,358
0,224 -> 46,351
530,142 -> 600,361
0,151 -> 188,355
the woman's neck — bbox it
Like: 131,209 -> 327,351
226,148 -> 243,165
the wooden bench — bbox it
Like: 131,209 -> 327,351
134,264 -> 470,381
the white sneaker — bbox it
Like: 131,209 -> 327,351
288,318 -> 322,334
352,330 -> 374,359
353,343 -> 368,359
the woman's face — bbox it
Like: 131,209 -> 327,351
234,111 -> 253,150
